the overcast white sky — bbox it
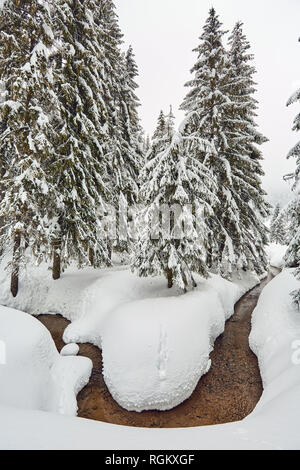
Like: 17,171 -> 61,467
115,0 -> 300,203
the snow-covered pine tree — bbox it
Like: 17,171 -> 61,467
132,108 -> 217,290
180,9 -> 269,277
123,45 -> 144,179
270,203 -> 287,244
147,110 -> 169,162
50,0 -> 111,278
270,203 -> 280,235
112,46 -> 145,260
180,8 -> 235,274
283,46 -> 300,305
97,1 -> 143,259
153,110 -> 167,141
144,134 -> 151,154
226,21 -> 270,273
285,198 -> 300,269
0,0 -> 59,296
166,105 -> 176,138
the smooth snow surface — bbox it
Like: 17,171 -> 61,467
249,269 -> 300,424
60,343 -> 80,356
0,306 -> 92,416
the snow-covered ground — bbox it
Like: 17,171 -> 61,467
0,258 -> 260,412
249,269 -> 300,417
0,306 -> 92,416
1,268 -> 300,450
1,245 -> 299,449
266,242 -> 287,268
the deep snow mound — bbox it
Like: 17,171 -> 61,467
102,272 -> 260,412
0,306 -> 92,415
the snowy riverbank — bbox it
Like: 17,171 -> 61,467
0,259 -> 260,412
0,306 -> 92,416
1,268 -> 299,449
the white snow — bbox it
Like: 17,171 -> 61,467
247,268 -> 300,448
249,269 -> 300,409
0,305 -> 92,416
0,267 -> 300,449
101,271 -> 260,412
0,403 -> 280,450
266,242 -> 287,268
60,343 -> 79,356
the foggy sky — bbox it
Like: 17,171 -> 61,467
115,0 -> 300,204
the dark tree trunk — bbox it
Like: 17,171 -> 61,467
88,247 -> 94,266
24,236 -> 29,251
11,232 -> 21,297
166,268 -> 173,289
107,241 -> 112,265
52,240 -> 61,280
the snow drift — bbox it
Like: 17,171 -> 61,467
0,305 -> 92,416
249,269 -> 300,420
102,272 -> 260,411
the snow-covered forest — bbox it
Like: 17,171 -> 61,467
0,0 -> 299,452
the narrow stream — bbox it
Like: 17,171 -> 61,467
37,268 -> 280,428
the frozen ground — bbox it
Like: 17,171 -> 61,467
0,257 -> 260,412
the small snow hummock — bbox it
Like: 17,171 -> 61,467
60,343 -> 80,356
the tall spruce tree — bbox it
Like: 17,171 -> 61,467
147,110 -> 169,161
50,0 -> 111,278
97,1 -> 143,258
226,21 -> 270,273
153,110 -> 166,138
98,1 -> 139,203
123,45 -> 144,180
180,8 -> 235,274
270,203 -> 287,245
0,0 -> 59,296
166,105 -> 176,138
180,9 -> 268,276
114,45 -> 143,258
270,204 -> 280,239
